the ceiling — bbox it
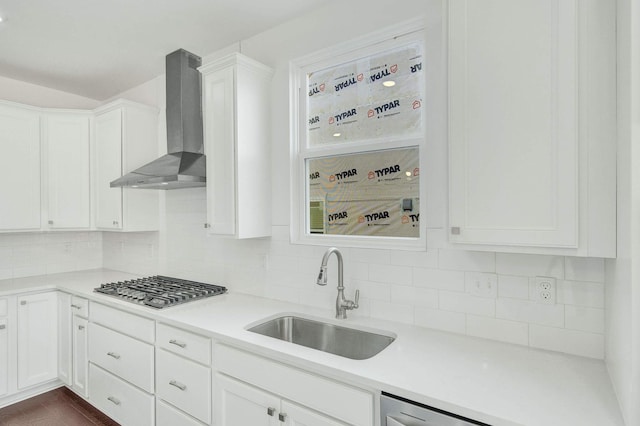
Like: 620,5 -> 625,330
0,0 -> 329,100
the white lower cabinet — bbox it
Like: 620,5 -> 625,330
88,322 -> 154,392
156,349 -> 211,424
214,344 -> 373,426
17,291 -> 58,389
157,399 -> 206,426
89,363 -> 154,426
72,316 -> 88,397
57,293 -> 72,386
215,373 -> 347,426
215,373 -> 281,426
281,400 -> 348,426
88,303 -> 155,426
58,293 -> 89,398
0,316 -> 8,397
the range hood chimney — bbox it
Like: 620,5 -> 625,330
110,49 -> 206,189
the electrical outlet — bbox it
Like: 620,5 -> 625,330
530,276 -> 556,304
466,272 -> 498,299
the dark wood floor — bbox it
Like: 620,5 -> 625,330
0,387 -> 119,426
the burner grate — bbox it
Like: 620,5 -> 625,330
94,275 -> 227,309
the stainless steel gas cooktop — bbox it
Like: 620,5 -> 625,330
94,275 -> 227,309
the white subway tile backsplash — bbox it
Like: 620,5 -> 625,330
414,307 -> 466,334
498,275 -> 530,300
347,248 -> 391,264
88,222 -> 612,360
369,263 -> 413,285
496,298 -> 564,327
267,254 -> 299,272
413,268 -> 465,292
370,300 -> 414,324
347,261 -> 369,281
0,268 -> 12,280
564,257 -> 605,282
390,249 -> 438,269
557,280 -> 605,308
466,315 -> 529,346
496,253 -> 564,279
439,291 -> 495,316
438,250 -> 495,272
391,286 -> 438,309
529,325 -> 604,359
565,305 -> 605,334
351,280 -> 391,301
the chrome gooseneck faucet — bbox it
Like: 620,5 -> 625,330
316,247 -> 359,319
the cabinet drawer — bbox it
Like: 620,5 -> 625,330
157,323 -> 211,365
89,364 -> 154,426
157,396 -> 207,426
89,322 -> 154,393
156,349 -> 211,424
70,296 -> 89,318
90,302 -> 154,343
0,298 -> 6,316
215,344 -> 373,425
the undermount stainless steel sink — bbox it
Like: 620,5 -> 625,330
247,315 -> 395,360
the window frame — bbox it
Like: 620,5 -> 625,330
289,18 -> 427,250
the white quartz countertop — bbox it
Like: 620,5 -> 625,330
0,269 -> 624,426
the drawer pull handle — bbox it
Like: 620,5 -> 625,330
107,352 -> 121,360
107,396 -> 121,406
0,324 -> 5,330
169,380 -> 187,391
78,325 -> 85,331
279,413 -> 287,422
267,407 -> 276,416
71,304 -> 82,310
20,301 -> 26,305
169,339 -> 187,348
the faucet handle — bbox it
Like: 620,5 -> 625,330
353,290 -> 359,309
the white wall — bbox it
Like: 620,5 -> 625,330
103,0 -> 609,360
606,0 -> 640,424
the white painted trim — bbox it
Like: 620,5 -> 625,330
289,20 -> 428,251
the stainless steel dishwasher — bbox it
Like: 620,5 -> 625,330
381,393 -> 490,426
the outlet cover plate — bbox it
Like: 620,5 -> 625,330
530,276 -> 556,304
466,272 -> 498,299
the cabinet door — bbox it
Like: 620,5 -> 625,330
57,292 -> 72,386
282,400 -> 348,426
448,0 -> 578,248
17,292 -> 58,389
72,316 -> 88,397
203,66 -> 237,236
0,317 -> 8,397
215,373 -> 280,426
0,104 -> 41,231
95,108 -> 123,230
45,114 -> 91,229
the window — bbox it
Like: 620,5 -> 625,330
290,19 -> 427,250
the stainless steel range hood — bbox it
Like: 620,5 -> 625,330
110,49 -> 205,190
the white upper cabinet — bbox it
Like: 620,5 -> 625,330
94,100 -> 160,232
44,112 -> 91,229
0,102 -> 41,231
448,0 -> 616,257
200,53 -> 273,239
